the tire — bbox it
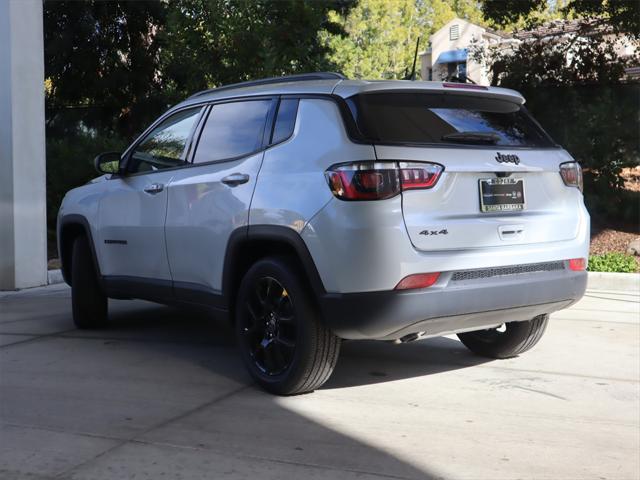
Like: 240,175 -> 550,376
235,256 -> 340,395
71,236 -> 108,329
457,314 -> 549,359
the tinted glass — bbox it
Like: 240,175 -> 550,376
129,107 -> 202,173
347,93 -> 554,147
194,100 -> 271,163
271,99 -> 299,144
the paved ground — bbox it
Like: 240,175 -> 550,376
0,284 -> 638,480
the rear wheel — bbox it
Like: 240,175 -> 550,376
457,315 -> 549,359
71,236 -> 108,329
235,256 -> 340,395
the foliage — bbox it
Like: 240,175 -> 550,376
588,253 -> 638,273
522,85 -> 640,224
476,1 -> 640,224
323,0 -> 488,80
482,0 -> 547,28
44,1 -> 168,138
46,126 -> 128,256
483,0 -> 639,34
475,32 -> 638,90
477,0 -> 640,89
159,0 -> 353,102
44,0 -> 352,137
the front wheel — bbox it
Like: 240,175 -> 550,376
235,256 -> 340,395
457,315 -> 549,359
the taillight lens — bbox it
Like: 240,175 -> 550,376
395,272 -> 441,290
568,258 -> 586,271
326,161 -> 443,201
559,162 -> 583,192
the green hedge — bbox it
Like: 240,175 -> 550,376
588,253 -> 638,273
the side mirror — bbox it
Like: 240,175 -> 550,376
94,152 -> 122,175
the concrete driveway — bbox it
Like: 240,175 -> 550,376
0,284 -> 638,480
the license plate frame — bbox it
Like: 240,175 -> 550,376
479,177 -> 525,213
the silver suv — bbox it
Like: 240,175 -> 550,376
57,73 -> 589,395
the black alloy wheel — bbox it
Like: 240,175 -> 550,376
240,276 -> 296,376
235,256 -> 341,395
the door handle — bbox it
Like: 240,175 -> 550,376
221,173 -> 250,187
144,183 -> 164,194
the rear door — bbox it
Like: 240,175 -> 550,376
348,91 -> 580,251
165,97 -> 275,302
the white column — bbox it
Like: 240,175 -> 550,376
0,0 -> 47,290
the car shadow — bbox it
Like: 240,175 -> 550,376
324,336 -> 491,390
100,299 -> 491,391
1,292 -> 488,479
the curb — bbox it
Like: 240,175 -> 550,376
587,271 -> 639,292
47,269 -> 64,285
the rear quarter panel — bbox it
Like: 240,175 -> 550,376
249,98 -> 375,232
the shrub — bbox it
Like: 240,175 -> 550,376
588,253 -> 638,273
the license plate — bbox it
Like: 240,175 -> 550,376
479,178 -> 525,213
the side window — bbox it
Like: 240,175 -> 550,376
193,100 -> 271,164
128,107 -> 202,174
271,99 -> 299,144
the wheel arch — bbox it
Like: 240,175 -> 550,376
222,225 -> 326,318
58,214 -> 101,286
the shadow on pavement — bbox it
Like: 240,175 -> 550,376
0,290 -> 488,479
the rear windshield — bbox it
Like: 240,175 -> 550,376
346,93 -> 555,148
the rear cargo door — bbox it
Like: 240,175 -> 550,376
349,91 -> 581,251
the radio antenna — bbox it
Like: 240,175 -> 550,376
408,36 -> 421,80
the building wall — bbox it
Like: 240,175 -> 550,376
420,18 -> 492,85
422,18 -> 639,86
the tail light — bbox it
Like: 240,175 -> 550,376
559,162 -> 583,192
395,272 -> 441,290
568,258 -> 586,271
326,161 -> 443,201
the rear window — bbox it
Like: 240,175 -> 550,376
346,93 -> 555,148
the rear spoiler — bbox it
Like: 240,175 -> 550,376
333,80 -> 525,105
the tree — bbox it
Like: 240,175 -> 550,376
479,0 -> 640,222
44,1 -> 167,136
324,0 -> 470,80
484,0 -> 639,36
159,0 -> 352,101
44,0 -> 353,135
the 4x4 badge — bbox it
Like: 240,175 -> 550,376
419,229 -> 448,236
495,152 -> 520,165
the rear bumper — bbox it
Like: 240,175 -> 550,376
319,269 -> 587,340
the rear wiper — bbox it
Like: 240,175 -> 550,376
441,131 -> 500,144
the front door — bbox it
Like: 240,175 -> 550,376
97,106 -> 204,284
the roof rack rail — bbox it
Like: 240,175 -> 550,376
188,72 -> 346,99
